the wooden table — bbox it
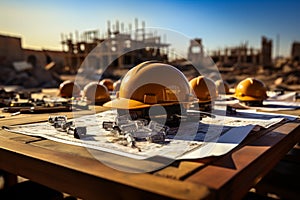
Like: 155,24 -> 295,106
0,107 -> 300,200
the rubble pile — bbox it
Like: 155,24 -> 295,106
216,59 -> 300,92
1,55 -> 60,88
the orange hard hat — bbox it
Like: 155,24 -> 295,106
189,76 -> 217,103
215,80 -> 230,94
100,79 -> 114,91
58,80 -> 81,98
103,61 -> 192,110
83,82 -> 111,104
234,78 -> 268,101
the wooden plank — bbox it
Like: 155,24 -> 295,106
186,122 -> 300,200
28,139 -> 173,173
257,109 -> 300,117
0,137 -> 211,200
29,139 -> 93,158
0,129 -> 44,143
154,161 -> 206,180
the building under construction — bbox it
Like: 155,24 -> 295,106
61,19 -> 169,73
291,41 -> 300,61
187,36 -> 273,67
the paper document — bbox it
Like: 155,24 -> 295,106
216,98 -> 300,112
3,109 -> 295,160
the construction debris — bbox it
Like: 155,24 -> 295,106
48,115 -> 87,139
103,114 -> 168,146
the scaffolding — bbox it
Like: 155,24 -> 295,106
61,19 -> 169,73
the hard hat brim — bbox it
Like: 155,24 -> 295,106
103,98 -> 150,109
197,99 -> 213,103
234,95 -> 267,101
103,97 -> 185,110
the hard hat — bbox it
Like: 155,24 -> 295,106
59,80 -> 81,98
234,78 -> 268,101
103,61 -> 192,110
100,78 -> 114,91
82,82 -> 111,104
215,80 -> 230,94
189,76 -> 217,103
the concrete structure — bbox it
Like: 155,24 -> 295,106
260,36 -> 272,66
211,43 -> 260,65
291,42 -> 300,61
187,38 -> 204,64
0,35 -> 24,66
0,34 -> 66,71
197,36 -> 273,66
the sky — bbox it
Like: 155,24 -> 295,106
1,0 -> 300,57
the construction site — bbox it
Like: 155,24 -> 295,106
1,19 -> 300,92
1,16 -> 300,200
0,18 -> 300,92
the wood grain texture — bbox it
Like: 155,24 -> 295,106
0,136 -> 210,200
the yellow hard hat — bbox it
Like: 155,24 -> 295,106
215,80 -> 230,94
82,82 -> 111,104
234,78 -> 268,101
58,80 -> 81,98
100,78 -> 114,91
103,61 -> 192,109
189,76 -> 217,103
